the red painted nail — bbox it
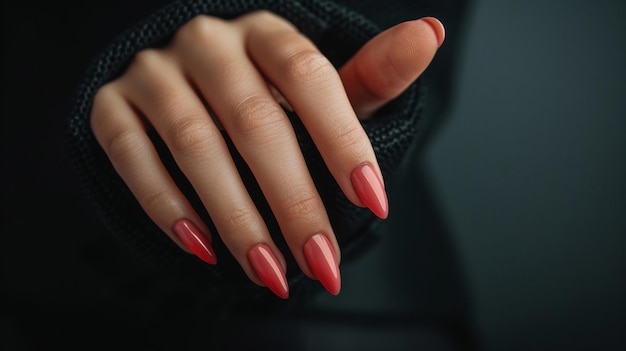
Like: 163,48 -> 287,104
173,219 -> 217,265
351,163 -> 389,219
248,244 -> 289,299
303,234 -> 341,295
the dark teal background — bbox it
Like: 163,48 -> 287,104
423,0 -> 626,349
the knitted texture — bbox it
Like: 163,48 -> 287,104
66,0 -> 426,306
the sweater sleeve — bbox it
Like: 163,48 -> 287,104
66,0 -> 428,305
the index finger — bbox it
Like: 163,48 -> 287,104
240,13 -> 389,219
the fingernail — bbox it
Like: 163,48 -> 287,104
421,17 -> 446,48
173,219 -> 217,265
303,233 -> 341,295
248,244 -> 289,299
351,163 -> 389,219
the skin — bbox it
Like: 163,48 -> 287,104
90,11 -> 444,288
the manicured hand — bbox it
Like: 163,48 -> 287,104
90,10 -> 444,299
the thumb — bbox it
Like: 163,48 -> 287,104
339,17 -> 445,119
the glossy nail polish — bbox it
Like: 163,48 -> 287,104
351,163 -> 389,219
248,244 -> 289,299
173,219 -> 217,265
303,233 -> 341,295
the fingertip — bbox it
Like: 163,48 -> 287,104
420,17 -> 446,48
173,219 -> 217,265
303,233 -> 341,295
248,243 -> 290,299
350,163 -> 389,219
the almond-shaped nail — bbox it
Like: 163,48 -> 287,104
351,163 -> 389,219
248,244 -> 289,299
303,233 -> 341,295
421,17 -> 446,48
173,219 -> 217,265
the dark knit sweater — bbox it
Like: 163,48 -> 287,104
66,0 -> 470,310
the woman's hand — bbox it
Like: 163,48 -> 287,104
90,10 -> 444,299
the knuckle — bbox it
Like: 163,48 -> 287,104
250,10 -> 278,22
231,95 -> 284,136
240,10 -> 295,31
90,84 -> 117,128
92,82 -> 117,104
376,49 -> 409,99
104,129 -> 145,164
325,123 -> 366,155
355,62 -> 392,101
166,113 -> 217,154
130,48 -> 166,73
284,49 -> 335,86
222,207 -> 257,230
175,15 -> 226,46
89,85 -> 143,161
141,189 -> 173,215
282,190 -> 323,222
